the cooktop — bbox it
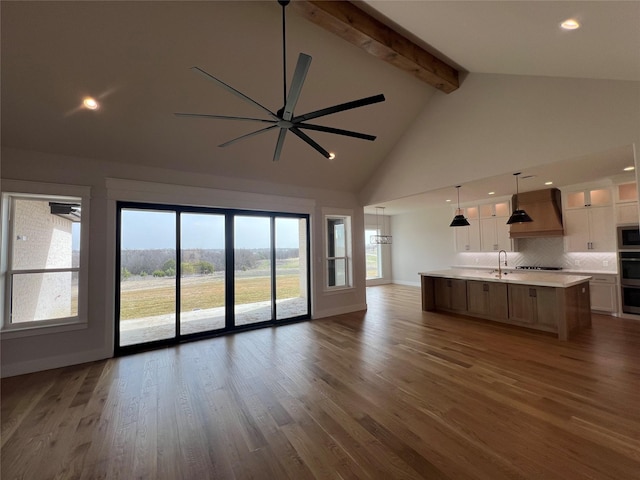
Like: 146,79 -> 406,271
515,266 -> 563,271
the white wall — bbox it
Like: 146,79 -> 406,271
389,205 -> 620,288
360,74 -> 640,205
1,147 -> 368,376
390,205 -> 455,286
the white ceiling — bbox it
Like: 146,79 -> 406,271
363,0 -> 640,82
0,1 -> 433,192
2,1 -> 639,205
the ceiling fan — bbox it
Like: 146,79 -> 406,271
175,0 -> 385,162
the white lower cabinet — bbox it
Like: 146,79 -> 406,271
589,275 -> 618,313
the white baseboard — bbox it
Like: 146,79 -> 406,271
391,280 -> 421,287
1,346 -> 112,378
313,303 -> 367,319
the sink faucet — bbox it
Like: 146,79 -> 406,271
497,250 -> 508,278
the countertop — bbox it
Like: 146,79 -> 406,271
452,265 -> 617,276
420,268 -> 592,288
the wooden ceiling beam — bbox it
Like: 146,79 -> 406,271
291,0 -> 460,93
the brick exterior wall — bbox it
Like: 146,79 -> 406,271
11,198 -> 74,322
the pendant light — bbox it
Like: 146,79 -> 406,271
370,206 -> 392,244
506,172 -> 533,224
449,185 -> 470,227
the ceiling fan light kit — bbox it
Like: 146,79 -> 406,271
175,0 -> 385,162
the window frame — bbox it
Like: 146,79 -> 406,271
324,210 -> 353,292
1,180 -> 91,338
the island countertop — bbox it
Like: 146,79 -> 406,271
419,269 -> 592,288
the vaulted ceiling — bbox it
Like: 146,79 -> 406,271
2,1 -> 639,198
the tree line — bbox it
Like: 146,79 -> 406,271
120,248 -> 299,279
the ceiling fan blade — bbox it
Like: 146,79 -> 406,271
190,66 -> 278,120
292,94 -> 386,123
290,127 -> 330,159
219,124 -> 278,148
174,113 -> 276,124
273,128 -> 288,162
297,123 -> 376,141
282,53 -> 312,121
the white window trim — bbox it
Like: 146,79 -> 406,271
1,180 -> 91,339
323,207 -> 354,293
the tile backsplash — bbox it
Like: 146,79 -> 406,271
455,237 -> 618,273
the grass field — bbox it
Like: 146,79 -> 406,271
119,274 -> 302,320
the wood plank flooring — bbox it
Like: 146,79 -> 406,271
2,284 -> 640,479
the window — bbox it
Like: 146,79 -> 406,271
1,181 -> 90,335
365,228 -> 381,279
325,214 -> 352,289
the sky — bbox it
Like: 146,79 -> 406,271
119,210 -> 303,250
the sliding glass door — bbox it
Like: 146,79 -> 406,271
180,213 -> 226,335
118,208 -> 176,347
275,217 -> 309,320
116,203 -> 310,352
234,215 -> 272,326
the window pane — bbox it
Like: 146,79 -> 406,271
12,198 -> 79,270
180,213 -> 226,334
328,219 -> 346,257
234,216 -> 272,325
328,258 -> 347,287
275,217 -> 308,320
11,271 -> 78,323
119,209 -> 176,346
365,228 -> 381,279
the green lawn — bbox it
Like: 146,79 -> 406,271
120,274 -> 301,320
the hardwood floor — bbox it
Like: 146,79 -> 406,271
2,284 -> 640,479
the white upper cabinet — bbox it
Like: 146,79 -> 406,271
479,202 -> 513,252
615,182 -> 639,225
565,188 -> 612,209
563,187 -> 615,252
454,206 -> 480,252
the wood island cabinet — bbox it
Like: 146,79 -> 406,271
467,280 -> 508,320
434,277 -> 468,312
507,284 -> 558,331
421,272 -> 591,340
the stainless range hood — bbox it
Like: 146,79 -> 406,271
509,188 -> 564,238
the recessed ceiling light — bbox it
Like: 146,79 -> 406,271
328,152 -> 336,160
545,181 -> 554,185
561,19 -> 580,30
624,166 -> 635,171
83,97 -> 99,110
488,192 -> 495,195
446,199 -> 451,203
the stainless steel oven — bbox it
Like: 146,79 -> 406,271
618,225 -> 640,250
620,252 -> 640,286
621,285 -> 640,314
620,251 -> 640,313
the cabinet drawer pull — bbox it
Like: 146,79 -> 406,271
483,283 -> 489,292
529,288 -> 537,297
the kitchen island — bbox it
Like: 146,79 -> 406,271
420,269 -> 592,340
